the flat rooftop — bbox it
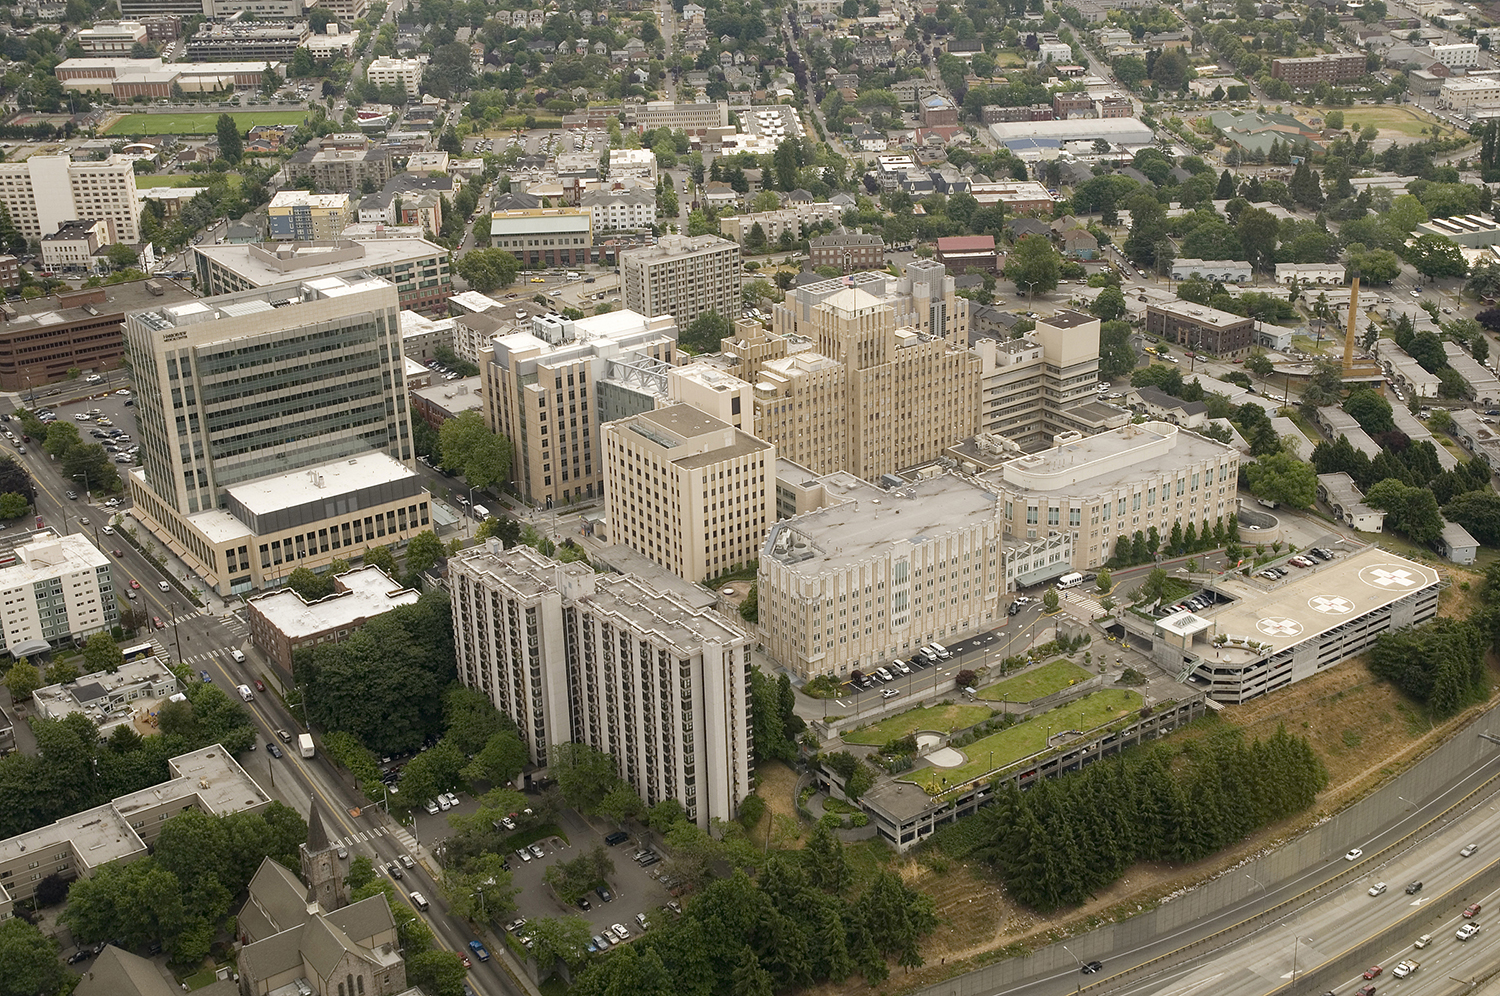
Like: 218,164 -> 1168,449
764,474 -> 997,575
113,744 -> 270,821
135,274 -> 392,331
192,237 -> 444,286
0,532 -> 108,590
1202,545 -> 1440,656
987,421 -> 1236,497
227,452 -> 418,517
247,565 -> 419,639
1149,298 -> 1251,325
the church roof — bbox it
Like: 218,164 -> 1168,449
306,797 -> 332,853
241,856 -> 311,943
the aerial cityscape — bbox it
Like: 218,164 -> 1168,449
0,0 -> 1499,995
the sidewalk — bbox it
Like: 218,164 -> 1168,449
120,511 -> 234,617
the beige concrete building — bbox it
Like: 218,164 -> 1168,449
726,264 -> 980,481
481,310 -> 679,507
666,362 -> 755,431
621,233 -> 742,328
604,404 -> 773,582
0,155 -> 141,244
984,421 -> 1239,570
124,275 -> 427,595
246,565 -> 419,671
972,309 -> 1101,446
31,656 -> 180,736
758,472 -> 1003,680
450,542 -> 753,828
0,745 -> 268,915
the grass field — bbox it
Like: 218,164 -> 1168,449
910,689 -> 1143,794
1297,104 -> 1459,140
841,702 -> 996,745
978,659 -> 1093,704
105,110 -> 309,136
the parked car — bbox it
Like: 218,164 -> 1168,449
596,885 -> 614,902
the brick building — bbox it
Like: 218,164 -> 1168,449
935,235 -> 1000,273
1145,300 -> 1255,358
809,228 -> 885,272
1270,53 -> 1368,85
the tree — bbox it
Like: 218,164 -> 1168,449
1091,285 -> 1127,322
101,243 -> 139,271
1246,353 -> 1275,377
1405,234 -> 1468,281
216,113 -> 243,164
0,917 -> 67,996
407,950 -> 467,996
3,659 -> 40,700
1043,587 -> 1059,611
82,632 -> 124,674
1099,320 -> 1136,379
438,410 -> 512,491
682,310 -> 731,353
454,248 -> 520,292
1237,206 -> 1281,272
1003,234 -> 1060,297
1245,450 -> 1317,509
1366,478 -> 1444,543
530,915 -> 595,972
404,530 -> 444,577
552,742 -> 622,814
1095,568 -> 1113,594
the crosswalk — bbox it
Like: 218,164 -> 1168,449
336,825 -> 390,848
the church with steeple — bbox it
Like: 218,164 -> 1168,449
236,799 -> 409,996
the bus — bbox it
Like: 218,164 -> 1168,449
120,642 -> 156,662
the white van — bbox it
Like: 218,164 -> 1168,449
229,649 -> 245,663
929,642 -> 952,660
409,891 -> 430,911
471,504 -> 490,520
1057,572 -> 1084,589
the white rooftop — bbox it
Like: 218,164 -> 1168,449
247,565 -> 419,640
227,452 -> 418,517
0,532 -> 108,590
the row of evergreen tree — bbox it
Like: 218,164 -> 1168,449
1370,617 -> 1490,719
1109,516 -> 1240,569
940,725 -> 1326,912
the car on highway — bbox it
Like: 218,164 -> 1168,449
1363,965 -> 1382,979
1414,934 -> 1432,948
1392,960 -> 1418,979
1369,882 -> 1387,896
1356,987 -> 1376,996
1462,842 -> 1478,857
1080,960 -> 1103,974
468,940 -> 490,962
1344,848 -> 1363,861
266,743 -> 283,758
1465,902 -> 1482,917
1405,881 -> 1423,894
1457,922 -> 1481,941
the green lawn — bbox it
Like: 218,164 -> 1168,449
105,110 -> 310,135
910,689 -> 1143,794
841,702 -> 996,745
978,659 -> 1094,703
1297,103 -> 1458,140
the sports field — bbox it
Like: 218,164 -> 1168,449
104,110 -> 309,135
1297,104 -> 1459,139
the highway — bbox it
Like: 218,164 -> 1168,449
910,718 -> 1500,996
3,387 -> 525,996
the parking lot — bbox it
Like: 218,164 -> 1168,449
416,796 -> 676,949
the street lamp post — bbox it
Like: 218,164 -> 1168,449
467,485 -> 478,537
169,603 -> 183,659
1292,935 -> 1312,980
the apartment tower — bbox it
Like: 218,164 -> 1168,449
0,155 -> 141,244
450,543 -> 753,829
621,233 -> 742,328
